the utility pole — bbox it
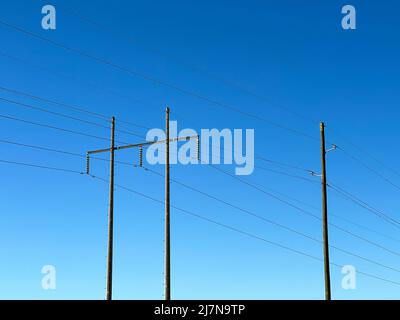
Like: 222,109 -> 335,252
320,122 -> 331,300
165,107 -> 171,300
86,110 -> 198,300
106,116 -> 115,300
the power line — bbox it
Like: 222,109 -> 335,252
0,82 -> 317,183
4,137 -> 400,263
0,95 -> 108,127
140,166 -> 400,268
329,183 -> 400,227
70,7 -> 400,201
171,109 -> 318,184
215,165 -> 400,244
0,84 -> 151,130
4,130 -> 399,260
210,164 -> 322,219
331,213 -> 400,244
0,91 -> 318,189
62,5 -> 320,125
144,167 -> 323,239
64,7 -> 400,195
0,139 -> 86,157
255,155 -> 312,173
269,187 -> 400,244
215,172 -> 400,244
256,165 -> 318,184
0,84 -> 317,184
0,5 -> 400,296
2,156 -> 400,287
2,101 -> 399,265
169,111 -> 400,244
5,46 -> 399,219
6,14 -> 400,215
0,19 -> 318,142
171,109 -> 315,173
328,182 -> 400,228
90,175 -> 400,287
92,136 -> 400,263
0,53 -> 153,130
206,164 -> 400,257
0,158 -> 84,175
337,145 -> 400,192
184,135 -> 316,184
0,138 -> 142,168
0,112 -> 132,144
2,134 -> 393,248
4,136 -> 398,245
0,95 -> 145,139
330,127 -> 400,179
0,84 -> 319,186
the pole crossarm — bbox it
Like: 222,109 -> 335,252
87,135 -> 198,155
86,134 -> 199,174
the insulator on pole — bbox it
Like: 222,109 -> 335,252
86,153 -> 90,175
139,146 -> 143,167
196,135 -> 200,161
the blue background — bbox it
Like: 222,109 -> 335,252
1,0 -> 400,299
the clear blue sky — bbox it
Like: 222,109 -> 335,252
1,0 -> 400,299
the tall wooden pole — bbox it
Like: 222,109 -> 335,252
165,107 -> 171,300
85,112 -> 197,300
320,122 -> 331,300
106,116 -> 115,300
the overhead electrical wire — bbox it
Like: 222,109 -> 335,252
0,112 -> 131,144
61,5 -> 320,125
64,8 -> 400,189
2,137 -> 400,262
0,50 -> 157,130
140,165 -> 400,260
0,84 -> 151,130
1,157 -> 400,287
329,127 -> 400,179
205,163 -> 400,253
92,175 -> 400,287
336,145 -> 400,192
1,100 -> 398,257
328,182 -> 400,227
3,135 -> 398,245
0,84 -> 318,183
1,5 -> 400,295
2,16 -> 400,281
255,165 -> 318,184
170,109 -> 315,173
3,18 -> 398,211
0,19 -> 318,142
0,95 -> 145,139
0,138 -> 142,168
2,133 -> 398,258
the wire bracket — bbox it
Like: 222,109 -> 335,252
326,144 -> 337,153
309,170 -> 322,177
